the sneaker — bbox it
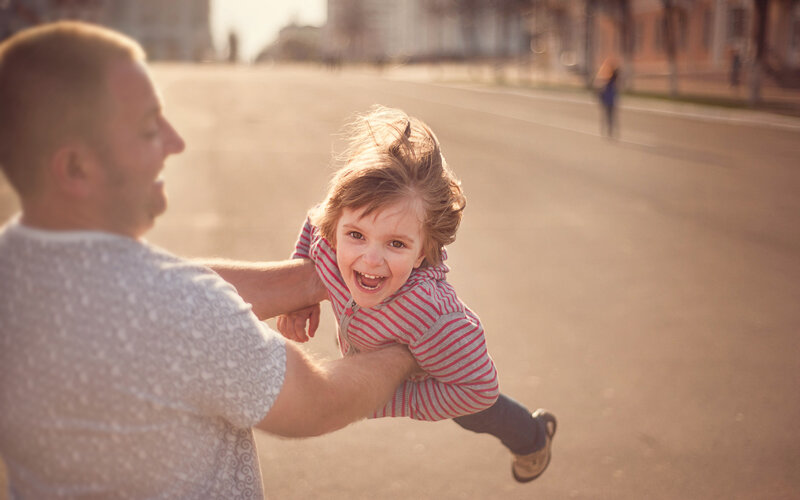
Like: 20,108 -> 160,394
511,409 -> 557,483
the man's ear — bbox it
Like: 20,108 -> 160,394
49,143 -> 97,197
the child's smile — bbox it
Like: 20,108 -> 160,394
335,199 -> 426,309
355,271 -> 385,290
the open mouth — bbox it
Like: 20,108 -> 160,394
355,271 -> 386,291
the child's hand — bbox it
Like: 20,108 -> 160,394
276,303 -> 320,343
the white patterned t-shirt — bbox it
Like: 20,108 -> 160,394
0,219 -> 286,499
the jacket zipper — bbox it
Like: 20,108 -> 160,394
338,298 -> 360,355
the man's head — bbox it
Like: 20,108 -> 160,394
0,21 -> 184,237
0,21 -> 141,196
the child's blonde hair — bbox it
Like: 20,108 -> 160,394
311,105 -> 466,267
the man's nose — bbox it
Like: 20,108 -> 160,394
162,117 -> 186,155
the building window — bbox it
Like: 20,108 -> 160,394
728,7 -> 746,40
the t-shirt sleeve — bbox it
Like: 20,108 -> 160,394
178,270 -> 287,429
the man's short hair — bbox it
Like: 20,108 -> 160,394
0,21 -> 145,196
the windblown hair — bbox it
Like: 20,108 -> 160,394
312,105 -> 466,267
0,21 -> 144,196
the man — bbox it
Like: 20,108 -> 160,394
0,22 -> 418,498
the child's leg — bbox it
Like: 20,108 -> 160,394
454,394 -> 557,483
452,393 -> 542,455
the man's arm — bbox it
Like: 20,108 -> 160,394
256,343 -> 418,438
201,258 -> 326,320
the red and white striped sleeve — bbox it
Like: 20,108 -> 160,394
289,218 -> 350,313
374,309 -> 500,421
291,217 -> 315,260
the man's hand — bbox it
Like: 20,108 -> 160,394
202,258 -> 327,320
276,303 -> 321,343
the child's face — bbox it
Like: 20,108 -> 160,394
335,199 -> 426,309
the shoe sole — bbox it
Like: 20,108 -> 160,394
512,409 -> 557,483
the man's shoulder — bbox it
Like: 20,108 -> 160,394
56,237 -> 248,320
100,240 -> 215,291
127,247 -> 248,317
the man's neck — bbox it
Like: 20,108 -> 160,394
20,199 -> 135,238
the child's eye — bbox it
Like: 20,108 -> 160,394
390,240 -> 406,249
347,231 -> 364,240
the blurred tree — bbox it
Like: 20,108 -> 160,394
424,0 -> 453,60
585,0 -> 634,89
584,0 -> 597,87
2,0 -> 41,36
257,25 -> 321,63
339,0 -> 367,61
748,0 -> 769,106
661,0 -> 679,96
227,31 -> 239,64
491,0 -> 535,81
618,0 -> 633,89
452,0 -> 483,58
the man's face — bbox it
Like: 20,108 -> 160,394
92,59 -> 184,238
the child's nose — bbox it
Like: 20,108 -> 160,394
363,245 -> 384,266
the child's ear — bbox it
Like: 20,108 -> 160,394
413,253 -> 425,269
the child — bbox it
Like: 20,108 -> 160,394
277,106 -> 556,482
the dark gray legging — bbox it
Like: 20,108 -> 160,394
453,393 -> 542,455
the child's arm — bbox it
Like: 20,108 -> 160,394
276,303 -> 321,343
290,217 -> 315,260
276,217 -> 326,342
375,312 -> 500,421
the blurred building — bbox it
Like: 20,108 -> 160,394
321,0 -> 799,85
0,0 -> 104,39
0,0 -> 214,61
107,0 -> 213,61
323,0 -> 530,62
543,0 -> 800,83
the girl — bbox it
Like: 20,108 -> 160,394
277,106 -> 556,483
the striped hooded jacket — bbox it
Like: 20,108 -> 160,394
292,219 -> 500,421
